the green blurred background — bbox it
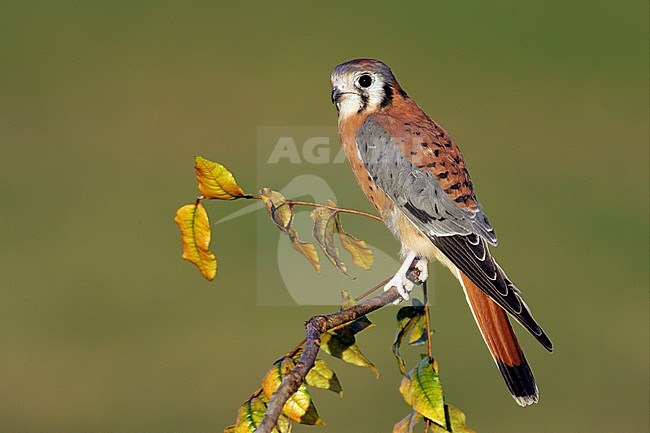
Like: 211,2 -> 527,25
1,1 -> 648,432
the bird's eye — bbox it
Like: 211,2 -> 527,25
358,74 -> 372,88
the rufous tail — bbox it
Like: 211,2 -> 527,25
459,272 -> 539,406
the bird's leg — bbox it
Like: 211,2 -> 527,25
384,252 -> 429,304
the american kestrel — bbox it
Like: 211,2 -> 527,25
330,58 -> 552,406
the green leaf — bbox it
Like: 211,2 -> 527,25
305,359 -> 343,397
261,358 -> 325,426
392,411 -> 423,433
336,290 -> 374,336
392,306 -> 427,375
399,357 -> 445,426
311,207 -> 351,277
321,332 -> 379,378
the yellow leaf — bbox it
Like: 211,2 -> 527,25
194,156 -> 245,200
392,411 -> 423,433
288,231 -> 321,273
275,414 -> 293,433
282,383 -> 324,426
305,359 -> 343,397
430,405 -> 476,433
334,212 -> 373,270
257,394 -> 293,433
232,395 -> 292,433
174,203 -> 217,280
408,317 -> 428,346
261,358 -> 325,426
340,289 -> 355,310
336,290 -> 374,337
233,397 -> 266,433
311,207 -> 350,277
277,416 -> 292,433
392,306 -> 428,375
320,332 -> 379,378
394,406 -> 475,433
399,357 -> 445,426
259,188 -> 320,273
261,358 -> 288,400
259,188 -> 292,230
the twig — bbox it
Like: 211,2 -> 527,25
285,200 -> 383,222
284,276 -> 391,359
255,265 -> 422,433
355,276 -> 392,301
423,281 -> 433,361
285,339 -> 306,359
423,281 -> 433,433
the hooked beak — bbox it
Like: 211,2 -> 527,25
331,86 -> 355,109
331,86 -> 342,104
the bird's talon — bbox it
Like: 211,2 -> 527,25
384,274 -> 415,304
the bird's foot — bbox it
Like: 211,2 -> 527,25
385,272 -> 415,304
384,254 -> 428,304
409,258 -> 428,285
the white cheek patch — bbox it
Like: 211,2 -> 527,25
337,96 -> 362,120
365,84 -> 385,112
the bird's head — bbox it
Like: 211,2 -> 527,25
330,58 -> 408,120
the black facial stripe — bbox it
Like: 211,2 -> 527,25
358,93 -> 368,113
381,84 -> 393,108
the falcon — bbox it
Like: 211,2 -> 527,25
330,58 -> 552,406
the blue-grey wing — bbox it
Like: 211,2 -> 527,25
355,116 -> 497,244
354,116 -> 553,351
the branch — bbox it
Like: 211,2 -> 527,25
256,261 -> 423,433
284,276 -> 391,359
